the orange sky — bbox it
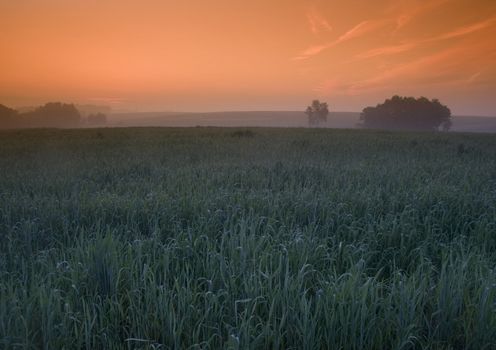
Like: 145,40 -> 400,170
1,0 -> 495,114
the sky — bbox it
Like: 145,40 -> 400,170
1,0 -> 495,115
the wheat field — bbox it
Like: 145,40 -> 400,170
0,127 -> 495,349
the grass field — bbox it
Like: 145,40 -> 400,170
0,127 -> 495,349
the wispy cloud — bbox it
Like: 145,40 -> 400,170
338,20 -> 387,42
307,10 -> 332,35
355,42 -> 416,59
351,49 -> 460,92
315,37 -> 494,96
431,16 -> 496,41
349,41 -> 494,93
294,20 -> 389,60
294,0 -> 454,61
467,72 -> 481,83
391,0 -> 452,30
354,16 -> 496,60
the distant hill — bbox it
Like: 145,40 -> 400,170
449,116 -> 496,133
109,111 -> 496,133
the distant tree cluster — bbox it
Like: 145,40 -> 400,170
360,96 -> 452,131
87,112 -> 107,126
0,104 -> 18,129
0,102 -> 89,129
23,103 -> 81,128
305,100 -> 329,127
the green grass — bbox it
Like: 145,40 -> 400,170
0,127 -> 495,349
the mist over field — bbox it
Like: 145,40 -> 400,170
108,111 -> 496,133
2,105 -> 496,133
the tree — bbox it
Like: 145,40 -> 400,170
87,113 -> 107,126
305,100 -> 329,127
360,95 -> 452,131
22,102 -> 81,128
0,104 -> 20,129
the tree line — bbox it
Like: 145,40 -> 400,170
2,95 -> 453,131
306,95 -> 452,131
0,102 -> 107,129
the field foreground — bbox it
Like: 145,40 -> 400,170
0,128 -> 495,349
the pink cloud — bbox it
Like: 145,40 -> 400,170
354,16 -> 496,60
337,20 -> 386,42
390,0 -> 452,30
348,42 -> 494,94
467,72 -> 481,83
307,10 -> 333,34
431,16 -> 496,41
294,20 -> 390,60
355,42 -> 417,59
315,37 -> 495,97
294,0 -> 459,61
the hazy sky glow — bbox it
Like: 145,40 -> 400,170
1,0 -> 495,114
